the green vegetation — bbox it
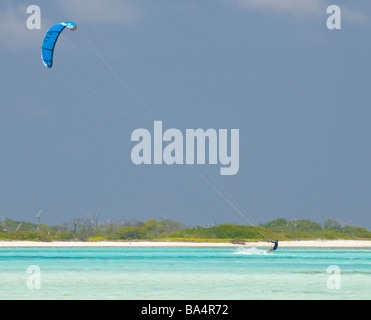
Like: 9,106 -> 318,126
167,224 -> 277,242
259,218 -> 371,240
0,217 -> 370,242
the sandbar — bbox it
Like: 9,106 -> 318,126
0,240 -> 370,248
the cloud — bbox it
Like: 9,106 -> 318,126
233,0 -> 323,17
342,6 -> 369,25
57,0 -> 140,25
232,0 -> 368,24
0,5 -> 45,51
0,0 -> 139,51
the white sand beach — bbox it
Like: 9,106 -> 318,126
0,240 -> 370,248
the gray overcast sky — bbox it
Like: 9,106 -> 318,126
0,0 -> 370,228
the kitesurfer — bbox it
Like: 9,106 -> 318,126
267,240 -> 278,253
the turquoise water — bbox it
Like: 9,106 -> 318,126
0,247 -> 370,300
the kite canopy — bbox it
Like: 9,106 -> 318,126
41,21 -> 77,68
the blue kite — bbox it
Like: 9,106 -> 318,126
41,21 -> 77,68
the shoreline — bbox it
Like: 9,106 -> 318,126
0,240 -> 370,248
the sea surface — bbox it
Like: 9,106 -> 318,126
0,247 -> 370,300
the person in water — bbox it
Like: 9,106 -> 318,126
267,240 -> 278,253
